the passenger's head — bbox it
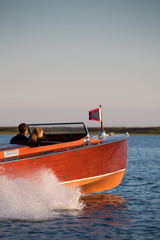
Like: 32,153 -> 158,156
30,127 -> 43,141
32,128 -> 43,138
18,123 -> 28,135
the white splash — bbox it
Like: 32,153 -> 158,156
0,169 -> 83,220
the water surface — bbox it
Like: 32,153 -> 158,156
0,135 -> 160,239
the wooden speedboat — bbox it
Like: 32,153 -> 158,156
0,122 -> 129,194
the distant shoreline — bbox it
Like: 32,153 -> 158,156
89,127 -> 160,135
0,126 -> 160,135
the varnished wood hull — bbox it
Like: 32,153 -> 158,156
64,169 -> 126,194
0,134 -> 128,194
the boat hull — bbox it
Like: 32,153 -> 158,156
0,134 -> 128,194
64,169 -> 126,194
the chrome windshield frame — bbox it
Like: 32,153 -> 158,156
28,122 -> 89,136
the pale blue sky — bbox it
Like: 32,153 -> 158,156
0,0 -> 160,127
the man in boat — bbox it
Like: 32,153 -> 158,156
10,123 -> 29,144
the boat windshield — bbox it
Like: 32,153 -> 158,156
28,122 -> 88,136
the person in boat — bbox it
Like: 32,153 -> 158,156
10,123 -> 29,144
28,127 -> 45,142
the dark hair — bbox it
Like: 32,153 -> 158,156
18,123 -> 28,134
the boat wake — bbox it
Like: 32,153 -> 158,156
0,169 -> 83,221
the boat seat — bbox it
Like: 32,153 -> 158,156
46,133 -> 86,142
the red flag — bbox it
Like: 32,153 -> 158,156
89,108 -> 101,121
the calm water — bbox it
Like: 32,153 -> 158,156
0,135 -> 160,239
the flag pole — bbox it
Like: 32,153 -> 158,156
99,105 -> 104,132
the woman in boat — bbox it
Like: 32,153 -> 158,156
28,127 -> 45,142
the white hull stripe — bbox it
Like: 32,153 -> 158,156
60,168 -> 126,185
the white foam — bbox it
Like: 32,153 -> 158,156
0,169 -> 83,220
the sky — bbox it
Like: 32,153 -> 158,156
0,0 -> 160,127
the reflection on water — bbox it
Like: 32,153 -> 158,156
46,193 -> 131,239
80,193 -> 130,228
82,193 -> 128,207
